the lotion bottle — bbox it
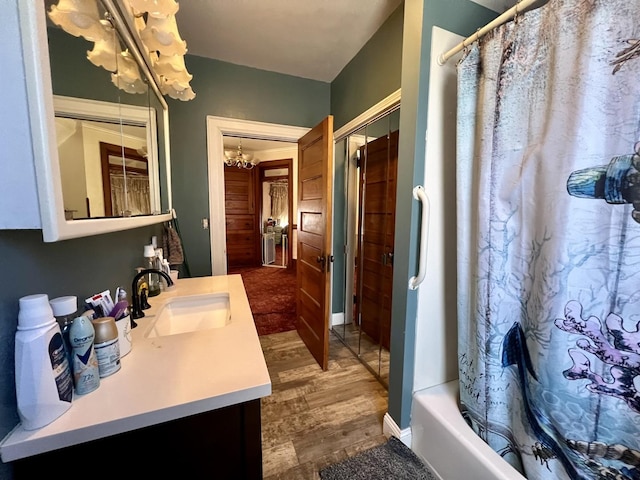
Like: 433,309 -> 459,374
15,294 -> 73,430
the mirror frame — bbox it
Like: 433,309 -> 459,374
18,0 -> 172,242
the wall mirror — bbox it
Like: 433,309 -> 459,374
53,95 -> 161,220
333,105 -> 400,388
18,1 -> 172,241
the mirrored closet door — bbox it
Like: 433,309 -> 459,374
333,106 -> 400,387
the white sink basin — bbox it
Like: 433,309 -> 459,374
144,293 -> 231,338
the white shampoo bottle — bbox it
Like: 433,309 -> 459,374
15,294 -> 73,430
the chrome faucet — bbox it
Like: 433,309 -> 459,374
131,269 -> 174,322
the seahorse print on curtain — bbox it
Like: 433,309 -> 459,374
456,0 -> 640,478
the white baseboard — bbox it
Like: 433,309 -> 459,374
383,412 -> 412,448
331,312 -> 345,327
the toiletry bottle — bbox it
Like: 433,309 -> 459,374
91,316 -> 121,377
49,295 -> 78,370
144,244 -> 161,297
114,287 -> 132,356
69,315 -> 100,395
155,248 -> 165,292
15,294 -> 73,430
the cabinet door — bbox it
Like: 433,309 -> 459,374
12,400 -> 263,479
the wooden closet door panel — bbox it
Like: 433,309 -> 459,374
224,166 -> 260,268
226,215 -> 255,231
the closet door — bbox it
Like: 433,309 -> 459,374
224,165 -> 260,268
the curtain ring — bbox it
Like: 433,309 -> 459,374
457,45 -> 471,67
514,1 -> 520,25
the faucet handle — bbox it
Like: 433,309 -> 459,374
141,288 -> 151,310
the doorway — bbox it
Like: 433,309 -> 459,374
258,159 -> 293,269
206,117 -> 309,276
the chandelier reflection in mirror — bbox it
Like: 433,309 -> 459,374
47,0 -> 196,101
224,141 -> 259,170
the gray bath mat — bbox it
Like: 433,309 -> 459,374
319,436 -> 438,480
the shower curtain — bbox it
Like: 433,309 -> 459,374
456,0 -> 640,479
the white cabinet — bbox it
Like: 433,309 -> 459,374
2,0 -> 172,242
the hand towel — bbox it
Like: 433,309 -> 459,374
163,223 -> 184,265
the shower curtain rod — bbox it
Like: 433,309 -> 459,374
438,0 -> 540,65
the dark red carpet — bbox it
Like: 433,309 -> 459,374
228,264 -> 296,336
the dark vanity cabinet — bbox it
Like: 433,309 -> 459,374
12,400 -> 262,479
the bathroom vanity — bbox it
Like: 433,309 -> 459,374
0,275 -> 271,478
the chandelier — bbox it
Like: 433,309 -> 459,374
224,141 -> 259,169
47,0 -> 196,101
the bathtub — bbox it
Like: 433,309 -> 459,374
411,380 -> 526,480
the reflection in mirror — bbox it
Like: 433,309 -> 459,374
336,105 -> 400,388
342,125 -> 368,356
333,137 -> 349,343
101,142 -> 150,216
45,0 -> 167,221
53,95 -> 160,219
55,117 -> 147,219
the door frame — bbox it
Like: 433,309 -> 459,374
206,116 -> 309,276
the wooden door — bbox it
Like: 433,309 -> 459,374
356,130 -> 398,350
296,116 -> 333,370
224,165 -> 260,268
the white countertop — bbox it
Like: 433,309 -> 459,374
0,274 -> 272,462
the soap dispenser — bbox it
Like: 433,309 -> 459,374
144,244 -> 161,297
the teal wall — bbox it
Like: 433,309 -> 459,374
331,4 -> 404,130
330,5 -> 404,316
388,0 -> 499,429
168,56 -> 331,277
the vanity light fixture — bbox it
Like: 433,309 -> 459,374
224,142 -> 259,170
47,0 -> 196,101
47,0 -> 108,42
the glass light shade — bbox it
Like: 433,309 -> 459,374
112,72 -> 147,94
141,14 -> 187,56
224,144 -> 257,169
160,81 -> 195,101
128,0 -> 179,18
87,27 -> 119,71
111,51 -> 147,94
155,54 -> 192,83
134,15 -> 147,43
48,0 -> 106,42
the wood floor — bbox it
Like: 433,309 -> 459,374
259,330 -> 389,479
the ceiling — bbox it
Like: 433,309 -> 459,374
223,137 -> 294,154
175,0 -> 403,83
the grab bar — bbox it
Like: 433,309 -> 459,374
409,185 -> 430,290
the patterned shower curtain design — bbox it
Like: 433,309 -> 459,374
456,0 -> 640,479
